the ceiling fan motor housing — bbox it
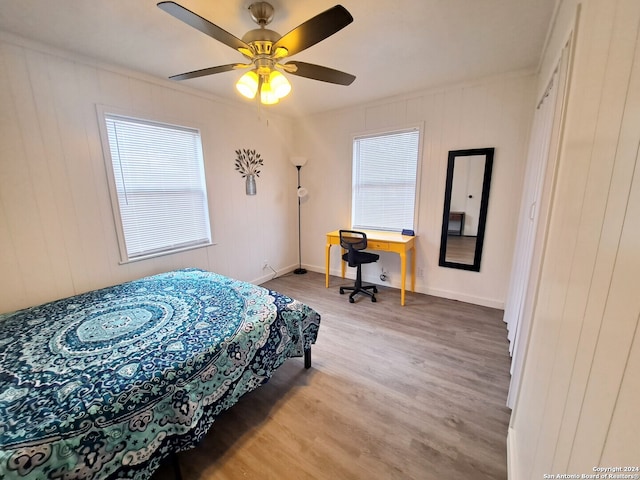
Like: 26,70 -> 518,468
241,28 -> 280,55
244,2 -> 280,57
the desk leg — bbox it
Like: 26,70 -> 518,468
341,248 -> 346,278
325,243 -> 331,288
410,246 -> 416,292
400,251 -> 407,306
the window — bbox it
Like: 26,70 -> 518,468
102,113 -> 211,262
351,128 -> 420,232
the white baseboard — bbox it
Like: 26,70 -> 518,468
304,263 -> 504,309
421,286 -> 504,309
507,427 -> 517,480
252,263 -> 299,285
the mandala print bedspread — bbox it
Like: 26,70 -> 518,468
0,268 -> 320,479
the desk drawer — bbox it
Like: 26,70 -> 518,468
368,240 -> 390,250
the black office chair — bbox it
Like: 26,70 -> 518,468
339,230 -> 380,303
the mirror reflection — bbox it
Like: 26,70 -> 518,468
439,148 -> 494,271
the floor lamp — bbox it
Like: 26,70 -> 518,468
291,156 -> 308,274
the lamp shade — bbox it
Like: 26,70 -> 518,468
260,82 -> 279,105
237,69 -> 291,105
269,70 -> 291,99
290,156 -> 307,167
236,71 -> 259,99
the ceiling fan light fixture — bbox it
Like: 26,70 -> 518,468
236,70 -> 259,99
260,81 -> 279,105
269,70 -> 291,99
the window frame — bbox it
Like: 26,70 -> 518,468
350,124 -> 423,233
97,106 -> 212,264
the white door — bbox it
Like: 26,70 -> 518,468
505,43 -> 571,408
463,155 -> 485,236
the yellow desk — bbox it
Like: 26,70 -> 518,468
325,229 -> 416,306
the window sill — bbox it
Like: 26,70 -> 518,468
119,242 -> 214,265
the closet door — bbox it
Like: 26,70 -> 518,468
505,44 -> 571,408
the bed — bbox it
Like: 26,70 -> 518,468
0,268 -> 320,479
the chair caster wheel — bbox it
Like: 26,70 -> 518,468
373,287 -> 378,293
339,288 -> 345,294
371,296 -> 377,302
349,297 -> 355,303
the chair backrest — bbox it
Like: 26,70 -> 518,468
339,230 -> 368,252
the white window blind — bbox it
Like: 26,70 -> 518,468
352,128 -> 420,232
104,114 -> 211,261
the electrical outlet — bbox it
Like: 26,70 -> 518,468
379,268 -> 388,282
416,267 -> 424,278
262,260 -> 269,270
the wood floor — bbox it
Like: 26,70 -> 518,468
151,272 -> 512,480
444,235 -> 477,264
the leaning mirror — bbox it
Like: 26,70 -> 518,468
439,148 -> 494,271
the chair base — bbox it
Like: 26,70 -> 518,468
340,284 -> 378,303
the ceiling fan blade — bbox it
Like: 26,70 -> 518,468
169,63 -> 251,81
284,61 -> 356,85
272,5 -> 353,57
158,1 -> 250,52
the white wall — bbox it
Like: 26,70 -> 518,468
0,33 -> 298,313
293,73 -> 535,308
508,0 -> 640,477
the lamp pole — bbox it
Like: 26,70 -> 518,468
294,165 -> 307,274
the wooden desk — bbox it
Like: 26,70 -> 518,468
325,229 -> 416,306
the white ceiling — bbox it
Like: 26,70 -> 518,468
0,0 -> 557,116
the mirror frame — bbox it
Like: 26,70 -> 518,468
438,147 -> 494,271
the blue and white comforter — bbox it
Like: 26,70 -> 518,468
0,268 -> 320,479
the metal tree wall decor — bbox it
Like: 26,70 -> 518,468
234,149 -> 264,195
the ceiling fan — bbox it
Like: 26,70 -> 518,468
157,1 -> 356,105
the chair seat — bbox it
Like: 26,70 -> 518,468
342,250 -> 379,267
